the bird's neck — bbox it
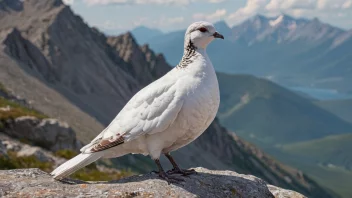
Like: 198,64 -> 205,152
177,41 -> 208,69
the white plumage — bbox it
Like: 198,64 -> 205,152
51,21 -> 224,181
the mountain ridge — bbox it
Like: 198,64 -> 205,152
134,14 -> 352,93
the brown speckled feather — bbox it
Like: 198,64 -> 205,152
90,136 -> 125,152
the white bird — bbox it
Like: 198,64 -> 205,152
51,21 -> 224,183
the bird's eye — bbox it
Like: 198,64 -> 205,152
198,27 -> 207,33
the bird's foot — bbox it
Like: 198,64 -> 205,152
167,168 -> 197,176
158,171 -> 185,184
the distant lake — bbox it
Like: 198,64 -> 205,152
290,87 -> 352,100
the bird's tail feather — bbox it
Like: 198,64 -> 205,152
51,152 -> 102,179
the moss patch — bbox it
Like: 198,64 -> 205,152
0,97 -> 48,120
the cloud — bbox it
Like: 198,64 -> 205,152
92,15 -> 184,32
92,20 -> 125,30
83,0 -> 224,6
63,0 -> 75,4
342,0 -> 352,9
227,0 -> 352,25
227,0 -> 267,24
193,9 -> 227,22
208,0 -> 226,3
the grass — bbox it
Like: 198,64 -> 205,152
0,97 -> 48,120
0,149 -> 134,181
0,151 -> 53,172
54,149 -> 78,159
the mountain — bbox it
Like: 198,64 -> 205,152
0,0 -> 334,197
277,133 -> 352,198
131,26 -> 164,45
231,15 -> 342,44
216,72 -> 352,197
315,99 -> 352,124
217,72 -> 352,146
213,20 -> 233,39
138,14 -> 352,93
282,133 -> 352,170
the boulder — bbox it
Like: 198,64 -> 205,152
0,133 -> 66,167
2,116 -> 83,152
0,168 -> 306,198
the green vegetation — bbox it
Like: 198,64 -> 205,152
54,149 -> 78,159
0,83 -> 8,94
0,97 -> 48,120
0,151 -> 53,172
282,133 -> 352,170
0,150 -> 134,181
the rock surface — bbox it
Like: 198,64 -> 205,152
0,168 -> 305,198
2,116 -> 82,152
0,133 -> 66,167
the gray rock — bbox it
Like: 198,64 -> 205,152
0,133 -> 66,167
0,140 -> 7,156
268,185 -> 306,198
2,116 -> 83,152
0,168 -> 305,198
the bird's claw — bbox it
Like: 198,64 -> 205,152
158,171 -> 185,184
167,168 -> 197,176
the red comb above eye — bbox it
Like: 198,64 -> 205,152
198,27 -> 207,32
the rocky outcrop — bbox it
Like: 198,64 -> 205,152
140,44 -> 171,78
0,168 -> 305,198
0,0 -> 139,139
107,33 -> 155,86
0,133 -> 66,167
2,116 -> 82,152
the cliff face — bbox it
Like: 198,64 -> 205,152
0,0 -> 335,197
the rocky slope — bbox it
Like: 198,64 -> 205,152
0,133 -> 66,168
0,168 -> 305,198
0,0 -> 335,197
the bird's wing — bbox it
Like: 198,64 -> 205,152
81,78 -> 184,153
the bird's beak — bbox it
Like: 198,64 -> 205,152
213,32 -> 224,39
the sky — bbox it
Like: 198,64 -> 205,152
64,0 -> 352,34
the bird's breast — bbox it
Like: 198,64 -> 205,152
178,70 -> 220,132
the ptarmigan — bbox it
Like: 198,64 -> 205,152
51,21 -> 224,183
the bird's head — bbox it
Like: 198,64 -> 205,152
184,21 -> 224,50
